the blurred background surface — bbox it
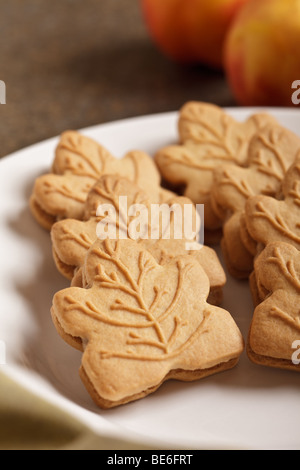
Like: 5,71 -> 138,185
0,0 -> 235,159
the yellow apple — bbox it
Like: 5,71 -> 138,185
224,0 -> 300,106
141,0 -> 249,69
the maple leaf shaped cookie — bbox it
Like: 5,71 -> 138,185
154,101 -> 278,237
244,161 -> 300,305
247,242 -> 300,371
51,175 -> 226,305
51,239 -> 244,408
245,160 -> 300,253
211,124 -> 300,278
29,130 -> 165,230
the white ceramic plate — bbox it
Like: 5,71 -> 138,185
1,109 -> 300,450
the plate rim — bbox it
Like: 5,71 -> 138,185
1,105 -> 300,164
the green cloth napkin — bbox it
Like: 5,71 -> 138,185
0,372 -> 155,450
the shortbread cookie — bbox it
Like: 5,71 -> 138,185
247,242 -> 300,371
248,270 -> 261,307
239,212 -> 257,257
245,160 -> 300,304
154,101 -> 278,239
51,238 -> 244,408
245,160 -> 300,253
211,124 -> 300,278
51,175 -> 226,305
29,131 -> 165,230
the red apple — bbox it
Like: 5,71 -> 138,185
141,0 -> 250,69
224,0 -> 300,106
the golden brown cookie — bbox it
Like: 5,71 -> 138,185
211,124 -> 300,278
51,238 -> 244,408
245,160 -> 300,253
51,175 -> 226,305
154,101 -> 278,240
30,130 -> 164,230
247,242 -> 300,371
245,160 -> 300,304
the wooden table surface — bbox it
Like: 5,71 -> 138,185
0,0 -> 236,159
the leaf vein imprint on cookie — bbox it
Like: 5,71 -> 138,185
220,170 -> 255,198
64,239 -> 211,361
61,227 -> 94,249
254,202 -> 300,243
60,136 -> 106,178
162,151 -> 211,171
268,247 -> 300,291
255,133 -> 287,176
44,181 -> 92,202
252,150 -> 284,181
289,181 -> 300,207
183,114 -> 246,163
99,313 -> 210,361
270,306 -> 300,332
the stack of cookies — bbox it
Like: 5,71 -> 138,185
30,101 -> 300,408
156,101 -> 300,374
30,126 -> 244,408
